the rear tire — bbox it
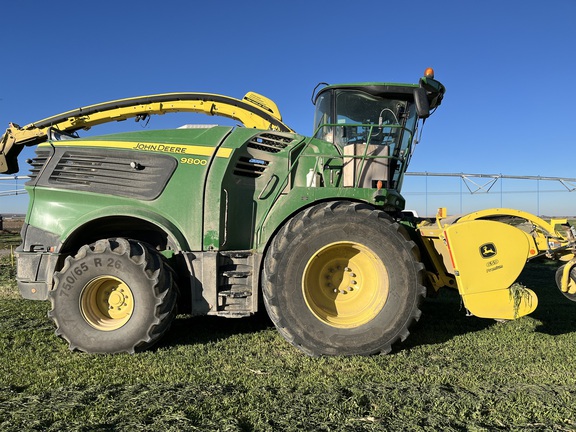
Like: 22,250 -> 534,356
262,201 -> 426,356
48,238 -> 177,353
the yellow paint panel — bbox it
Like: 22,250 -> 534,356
40,140 -> 232,158
216,148 -> 233,158
461,287 -> 538,320
444,220 -> 536,319
445,220 -> 531,295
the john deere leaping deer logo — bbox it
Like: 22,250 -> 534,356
480,243 -> 497,258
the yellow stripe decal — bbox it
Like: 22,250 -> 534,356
40,140 -> 233,158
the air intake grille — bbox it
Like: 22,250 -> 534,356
27,150 -> 51,182
51,152 -> 138,186
247,133 -> 293,153
233,157 -> 269,178
37,148 -> 177,200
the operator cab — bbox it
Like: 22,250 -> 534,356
312,69 -> 445,190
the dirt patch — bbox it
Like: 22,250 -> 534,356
0,217 -> 24,233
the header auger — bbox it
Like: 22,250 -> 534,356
3,68 -> 576,356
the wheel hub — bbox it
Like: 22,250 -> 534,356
80,276 -> 134,331
323,264 -> 358,294
303,241 -> 389,328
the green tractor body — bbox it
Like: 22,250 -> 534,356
6,71 -> 447,355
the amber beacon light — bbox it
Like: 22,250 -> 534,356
424,67 -> 435,78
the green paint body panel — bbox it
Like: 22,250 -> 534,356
28,127 -> 237,251
16,76 -> 446,317
20,74 -> 448,256
25,126 -> 410,252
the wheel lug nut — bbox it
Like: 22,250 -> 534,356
344,267 -> 351,272
351,280 -> 357,285
350,273 -> 356,278
339,289 -> 346,294
348,287 -> 354,291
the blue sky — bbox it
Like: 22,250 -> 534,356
2,0 -> 575,215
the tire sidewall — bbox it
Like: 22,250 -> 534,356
51,243 -> 162,353
266,205 -> 421,355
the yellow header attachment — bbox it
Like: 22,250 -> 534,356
0,91 -> 294,173
418,207 -> 576,321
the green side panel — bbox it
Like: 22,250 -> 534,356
26,188 -> 188,248
203,128 -> 306,250
26,125 -> 407,255
27,127 -> 234,251
202,130 -> 406,252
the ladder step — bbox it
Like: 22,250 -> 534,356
217,311 -> 252,318
220,251 -> 252,259
215,250 -> 258,316
218,288 -> 252,298
222,270 -> 251,278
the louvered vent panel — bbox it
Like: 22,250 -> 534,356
51,152 -> 150,188
37,149 -> 177,200
233,157 -> 269,178
27,150 -> 51,182
247,133 -> 293,153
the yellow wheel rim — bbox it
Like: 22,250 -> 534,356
80,276 -> 134,331
302,241 -> 389,328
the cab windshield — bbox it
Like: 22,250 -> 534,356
313,89 -> 417,189
314,89 -> 416,149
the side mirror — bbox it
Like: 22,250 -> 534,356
414,87 -> 430,119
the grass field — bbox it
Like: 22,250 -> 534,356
0,232 -> 20,251
1,237 -> 576,431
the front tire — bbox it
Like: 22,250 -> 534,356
263,201 -> 425,356
48,238 -> 177,353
